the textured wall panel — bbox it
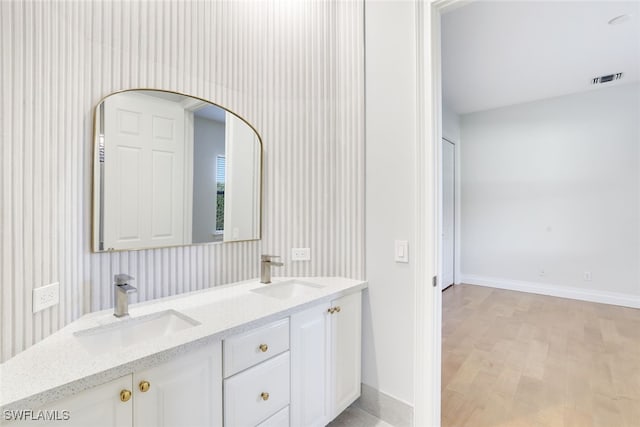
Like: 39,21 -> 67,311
0,0 -> 364,362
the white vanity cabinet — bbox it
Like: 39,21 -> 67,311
290,291 -> 362,427
11,342 -> 222,427
3,282 -> 366,427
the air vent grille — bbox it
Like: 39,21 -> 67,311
592,73 -> 623,84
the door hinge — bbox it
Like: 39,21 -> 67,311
432,276 -> 437,287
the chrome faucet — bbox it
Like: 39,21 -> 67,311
114,274 -> 137,317
260,255 -> 284,284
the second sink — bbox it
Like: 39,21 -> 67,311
251,280 -> 325,300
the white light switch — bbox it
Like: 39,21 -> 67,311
395,240 -> 409,263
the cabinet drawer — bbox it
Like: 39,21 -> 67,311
257,406 -> 290,427
224,351 -> 290,427
223,318 -> 289,377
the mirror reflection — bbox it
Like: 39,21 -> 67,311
92,90 -> 262,252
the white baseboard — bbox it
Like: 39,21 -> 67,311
354,383 -> 413,427
460,274 -> 640,309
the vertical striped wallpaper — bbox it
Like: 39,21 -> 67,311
0,0 -> 364,362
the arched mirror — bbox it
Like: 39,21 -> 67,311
92,89 -> 262,252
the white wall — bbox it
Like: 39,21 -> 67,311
364,0 -> 416,407
460,83 -> 640,302
0,0 -> 364,362
192,116 -> 225,243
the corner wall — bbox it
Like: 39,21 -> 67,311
364,0 -> 417,412
460,83 -> 640,305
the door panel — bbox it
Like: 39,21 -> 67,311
331,292 -> 362,417
442,139 -> 455,288
133,342 -> 222,427
290,302 -> 331,427
8,376 -> 133,427
103,92 -> 185,250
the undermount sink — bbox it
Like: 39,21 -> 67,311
251,280 -> 325,300
74,309 -> 200,355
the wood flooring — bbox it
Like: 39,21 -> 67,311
441,284 -> 640,427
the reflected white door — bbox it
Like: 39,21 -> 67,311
442,139 -> 455,288
224,112 -> 260,241
103,92 -> 185,250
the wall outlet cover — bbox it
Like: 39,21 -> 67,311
291,248 -> 311,261
33,282 -> 60,313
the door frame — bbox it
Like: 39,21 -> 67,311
414,1 -> 468,425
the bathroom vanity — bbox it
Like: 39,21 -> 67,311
0,277 -> 366,427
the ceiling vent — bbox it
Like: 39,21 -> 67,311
592,73 -> 623,84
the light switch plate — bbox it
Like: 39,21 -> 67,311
395,240 -> 409,263
33,282 -> 60,313
291,248 -> 311,261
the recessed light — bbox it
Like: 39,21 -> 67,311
608,14 -> 632,25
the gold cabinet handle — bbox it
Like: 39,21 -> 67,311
260,392 -> 270,401
120,389 -> 132,402
139,380 -> 150,392
259,344 -> 268,353
335,306 -> 341,313
327,307 -> 335,314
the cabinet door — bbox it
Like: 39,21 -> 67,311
6,376 -> 133,427
330,292 -> 362,417
290,302 -> 331,427
133,341 -> 222,427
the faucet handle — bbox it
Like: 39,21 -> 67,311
261,254 -> 280,261
114,274 -> 135,285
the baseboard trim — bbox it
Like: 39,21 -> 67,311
354,383 -> 413,427
460,274 -> 640,309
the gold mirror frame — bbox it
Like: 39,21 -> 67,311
91,89 -> 263,252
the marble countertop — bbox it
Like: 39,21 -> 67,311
0,276 -> 367,411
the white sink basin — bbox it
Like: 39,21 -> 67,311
251,280 -> 325,300
74,310 -> 200,355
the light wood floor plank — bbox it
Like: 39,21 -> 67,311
442,284 -> 640,427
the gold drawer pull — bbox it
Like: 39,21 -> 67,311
139,381 -> 150,392
261,392 -> 270,401
259,344 -> 268,352
120,389 -> 132,402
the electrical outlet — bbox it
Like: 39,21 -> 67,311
33,282 -> 60,313
583,271 -> 592,281
291,248 -> 311,261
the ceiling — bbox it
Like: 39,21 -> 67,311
442,1 -> 640,115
